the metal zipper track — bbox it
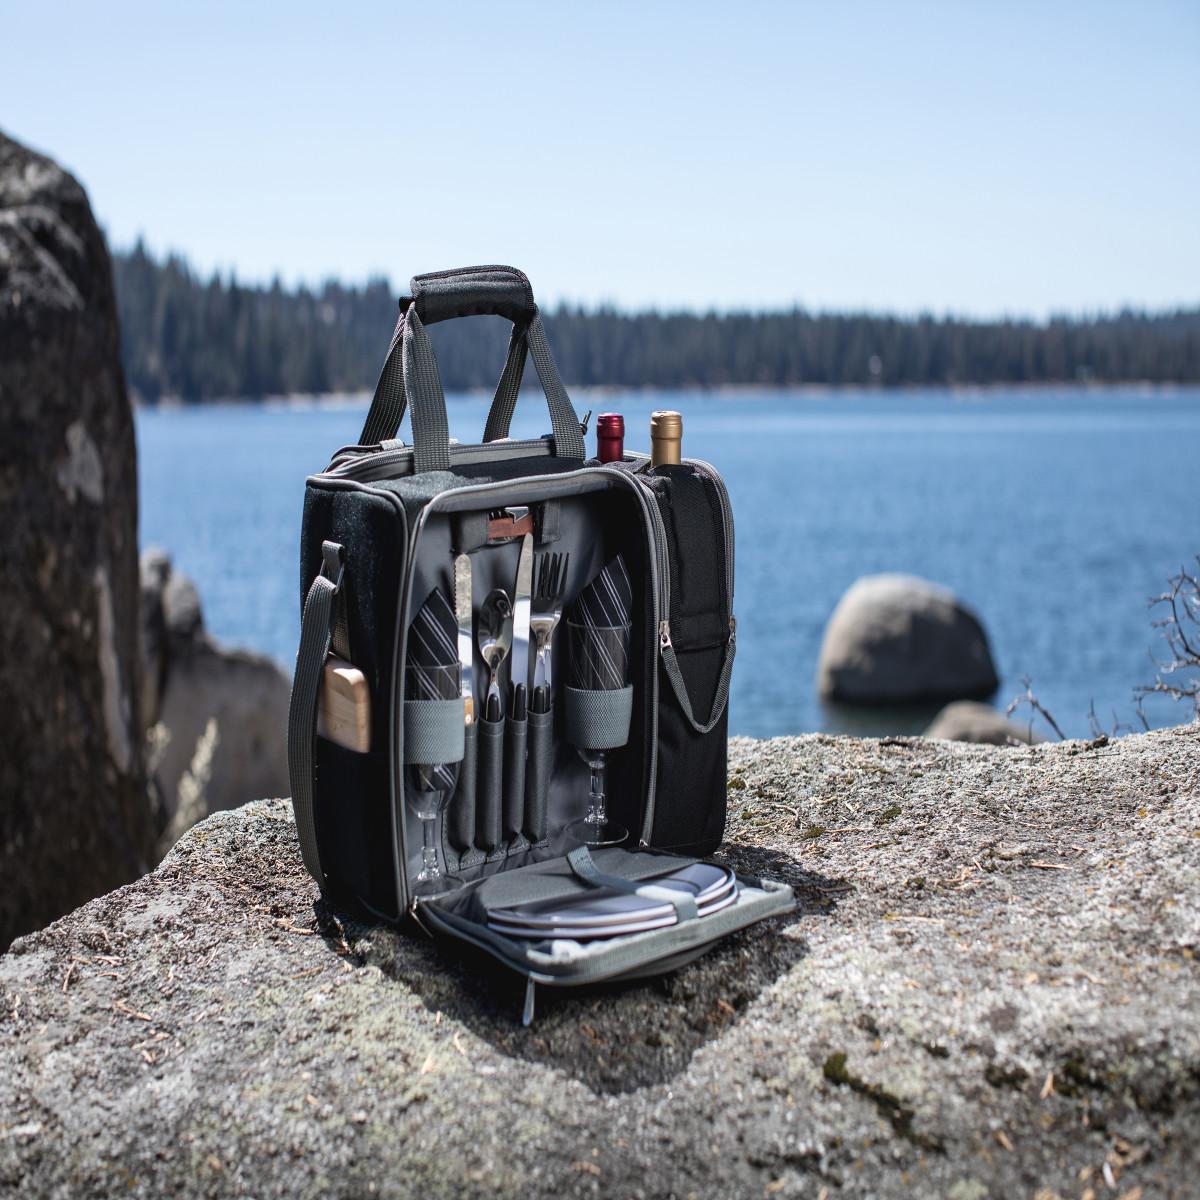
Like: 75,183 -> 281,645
388,465 -> 666,910
326,437 -> 559,480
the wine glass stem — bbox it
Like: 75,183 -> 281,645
421,807 -> 440,879
588,752 -> 607,826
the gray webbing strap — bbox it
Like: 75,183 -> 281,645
481,315 -> 587,457
359,311 -> 407,446
566,846 -> 699,922
404,307 -> 584,471
357,282 -> 585,465
661,628 -> 736,735
527,314 -> 585,457
323,541 -> 351,662
402,308 -> 453,474
359,310 -> 527,448
288,541 -> 345,887
482,323 -> 529,443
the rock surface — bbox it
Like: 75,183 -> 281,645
2,723 -> 1197,1197
0,129 -> 151,949
817,573 -> 999,705
925,699 -> 1041,746
140,549 -> 290,855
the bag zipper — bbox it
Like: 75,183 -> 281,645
390,466 -> 666,910
326,437 -> 559,480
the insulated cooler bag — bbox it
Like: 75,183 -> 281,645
287,265 -> 794,1021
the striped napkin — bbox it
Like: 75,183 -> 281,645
568,555 -> 633,691
406,586 -> 460,788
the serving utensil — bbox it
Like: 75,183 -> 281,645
478,588 -> 513,722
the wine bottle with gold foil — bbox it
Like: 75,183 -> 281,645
650,410 -> 682,467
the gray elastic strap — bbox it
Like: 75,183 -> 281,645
564,685 -> 634,750
661,633 -> 736,735
288,541 -> 346,887
404,699 -> 466,765
566,846 -> 699,922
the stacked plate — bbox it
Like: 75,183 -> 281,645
487,862 -> 738,941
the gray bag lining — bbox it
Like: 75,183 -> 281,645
402,487 -> 652,887
419,847 -> 795,983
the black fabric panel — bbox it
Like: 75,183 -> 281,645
301,483 -> 406,753
644,465 -> 729,648
300,482 -> 407,909
643,465 -> 731,854
313,737 -> 399,919
651,646 -> 728,855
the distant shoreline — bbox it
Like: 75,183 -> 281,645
136,379 -> 1200,410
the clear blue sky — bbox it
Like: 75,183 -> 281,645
3,0 -> 1197,316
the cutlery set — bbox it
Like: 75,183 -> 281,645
421,529 -> 572,870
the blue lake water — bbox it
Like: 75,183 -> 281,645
136,387 -> 1200,740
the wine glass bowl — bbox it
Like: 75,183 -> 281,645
404,661 -> 461,896
564,618 -> 632,847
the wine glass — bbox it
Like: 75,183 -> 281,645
564,618 -> 632,847
405,661 -> 460,896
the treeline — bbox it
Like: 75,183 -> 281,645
111,241 -> 1200,402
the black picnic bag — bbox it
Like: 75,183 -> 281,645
287,266 -> 793,1021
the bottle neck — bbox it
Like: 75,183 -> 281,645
651,438 -> 681,466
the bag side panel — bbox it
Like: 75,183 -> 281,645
300,481 -> 406,918
645,465 -> 733,855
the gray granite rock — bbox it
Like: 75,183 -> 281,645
817,574 -> 999,705
0,129 -> 152,949
925,699 -> 1041,746
2,723 -> 1196,1197
139,549 -> 290,854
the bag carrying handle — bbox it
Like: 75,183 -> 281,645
358,266 -> 585,470
409,264 -> 537,326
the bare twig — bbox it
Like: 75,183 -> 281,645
1135,557 -> 1200,718
1006,676 -> 1067,741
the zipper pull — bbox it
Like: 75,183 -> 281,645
659,620 -> 672,651
729,615 -> 737,642
578,409 -> 592,437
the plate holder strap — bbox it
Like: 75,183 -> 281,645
565,846 -> 699,922
288,540 -> 347,887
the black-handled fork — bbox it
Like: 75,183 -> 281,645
529,552 -> 569,714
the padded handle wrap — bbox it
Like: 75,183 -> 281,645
409,265 -> 537,326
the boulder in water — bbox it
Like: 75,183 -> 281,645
817,573 -> 998,705
924,699 -> 1040,745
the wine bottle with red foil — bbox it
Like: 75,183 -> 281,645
596,412 -> 625,463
